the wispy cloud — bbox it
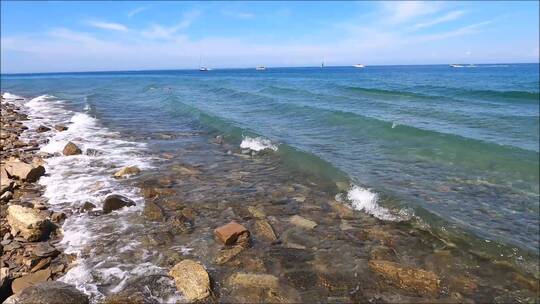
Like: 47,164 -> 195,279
87,20 -> 128,32
382,1 -> 443,24
141,10 -> 200,39
128,6 -> 150,18
409,10 -> 466,31
221,10 -> 255,19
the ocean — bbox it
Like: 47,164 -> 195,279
1,63 -> 539,301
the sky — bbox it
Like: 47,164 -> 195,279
1,1 -> 539,73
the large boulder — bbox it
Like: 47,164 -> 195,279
7,205 -> 50,241
4,160 -> 45,182
369,260 -> 440,296
6,281 -> 88,304
113,166 -> 140,178
102,195 -> 136,214
214,221 -> 250,246
169,259 -> 210,302
62,142 -> 81,156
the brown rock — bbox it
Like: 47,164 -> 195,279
254,219 -> 278,242
4,160 -> 45,182
227,273 -> 280,289
54,124 -> 68,132
143,201 -> 164,221
289,215 -> 317,229
79,202 -> 96,213
11,268 -> 51,294
113,166 -> 140,178
369,260 -> 440,296
215,245 -> 245,265
6,205 -> 50,241
8,281 -> 88,304
247,206 -> 266,219
51,212 -> 66,223
62,142 -> 82,156
169,259 -> 210,302
214,221 -> 250,246
36,125 -> 51,133
102,195 -> 136,214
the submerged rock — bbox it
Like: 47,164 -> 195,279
369,260 -> 440,296
143,201 -> 164,221
102,195 -> 136,214
79,201 -> 96,213
113,166 -> 140,178
4,160 -> 45,182
6,281 -> 88,304
36,125 -> 51,133
289,215 -> 317,230
62,142 -> 81,156
254,219 -> 278,242
7,205 -> 50,241
214,221 -> 250,246
169,259 -> 210,302
227,273 -> 280,289
215,245 -> 245,265
54,124 -> 68,132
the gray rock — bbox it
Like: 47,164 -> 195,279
5,281 -> 88,304
102,195 -> 135,214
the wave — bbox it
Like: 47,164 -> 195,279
2,92 -> 24,100
240,136 -> 278,151
345,185 -> 399,221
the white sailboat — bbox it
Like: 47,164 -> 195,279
199,55 -> 209,71
255,66 -> 266,71
353,64 -> 365,68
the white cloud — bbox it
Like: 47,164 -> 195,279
141,10 -> 200,40
87,21 -> 128,32
128,6 -> 149,18
382,1 -> 443,24
221,10 -> 255,19
409,10 -> 466,30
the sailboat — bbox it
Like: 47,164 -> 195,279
255,66 -> 266,71
353,64 -> 365,68
199,55 -> 209,71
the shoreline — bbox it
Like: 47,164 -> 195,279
1,91 -> 539,303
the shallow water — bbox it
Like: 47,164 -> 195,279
1,64 -> 539,302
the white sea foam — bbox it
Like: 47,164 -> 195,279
2,92 -> 23,100
10,92 -> 183,302
240,136 -> 278,151
346,185 -> 398,221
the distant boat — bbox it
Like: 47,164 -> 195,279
199,67 -> 209,71
255,66 -> 266,71
321,61 -> 325,68
450,64 -> 476,68
353,64 -> 365,68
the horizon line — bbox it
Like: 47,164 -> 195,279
1,62 -> 538,76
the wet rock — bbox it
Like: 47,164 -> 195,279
214,221 -> 250,246
1,178 -> 14,196
282,227 -> 320,249
247,205 -> 266,219
11,268 -> 51,294
4,160 -> 45,182
227,273 -> 280,289
370,246 -> 398,262
113,166 -> 140,178
289,215 -> 317,229
7,281 -> 88,304
79,201 -> 96,213
62,142 -> 81,156
54,124 -> 68,132
50,212 -> 66,223
328,200 -> 354,218
36,126 -> 50,133
215,245 -> 245,265
3,241 -> 21,251
369,260 -> 440,296
254,219 -> 278,242
1,191 -> 13,202
32,242 -> 59,257
143,201 -> 164,221
169,259 -> 210,302
102,194 -> 136,214
85,148 -> 102,156
167,212 -> 194,234
7,205 -> 50,241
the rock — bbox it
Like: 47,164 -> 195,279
4,160 -> 45,182
328,200 -> 354,218
247,206 -> 266,219
169,259 -> 210,302
8,281 -> 88,304
32,242 -> 59,257
289,215 -> 317,230
7,205 -> 50,241
102,195 -> 136,214
54,124 -> 68,132
215,245 -> 245,265
85,148 -> 101,156
143,201 -> 164,221
79,202 -> 96,213
62,142 -> 81,156
254,220 -> 278,242
227,273 -> 279,289
1,178 -> 14,196
11,268 -> 51,294
36,126 -> 51,133
369,260 -> 440,296
51,212 -> 66,223
3,241 -> 22,251
1,191 -> 13,202
113,166 -> 140,178
214,221 -> 250,246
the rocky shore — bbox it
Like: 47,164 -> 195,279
1,93 -> 538,304
1,96 -> 87,303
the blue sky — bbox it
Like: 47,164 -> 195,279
1,1 -> 538,73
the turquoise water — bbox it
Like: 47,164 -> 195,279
2,64 -> 539,255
